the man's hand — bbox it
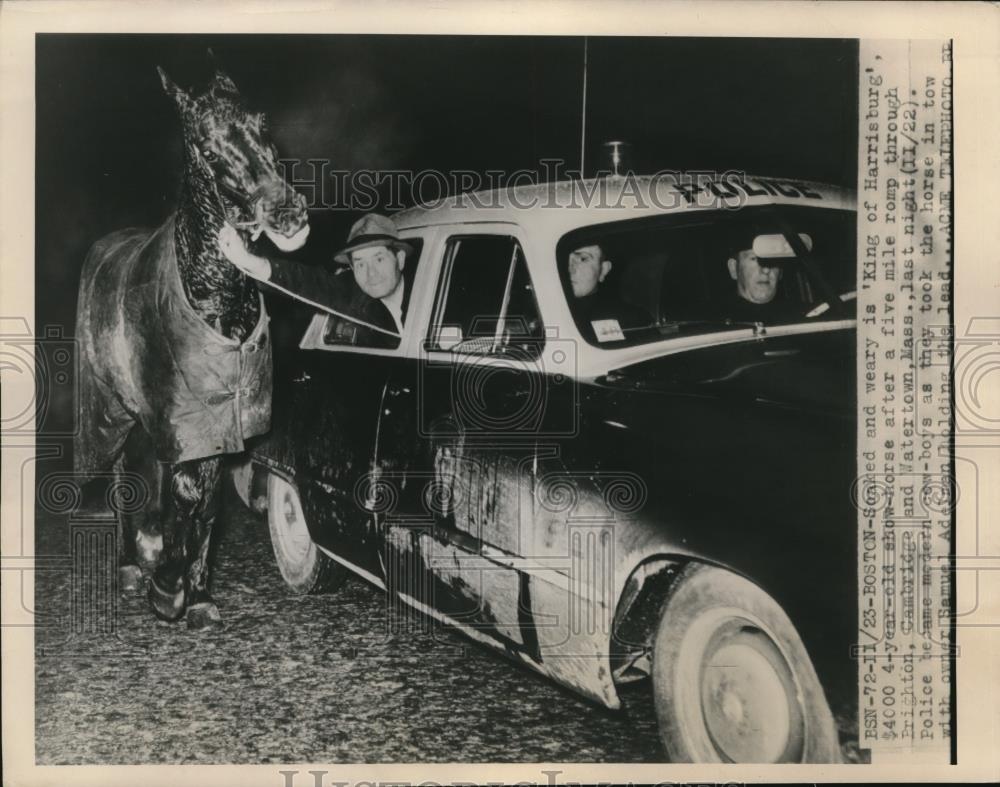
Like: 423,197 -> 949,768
217,224 -> 272,281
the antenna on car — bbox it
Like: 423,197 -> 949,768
579,37 -> 588,178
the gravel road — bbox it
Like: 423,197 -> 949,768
34,489 -> 665,764
34,483 -> 862,765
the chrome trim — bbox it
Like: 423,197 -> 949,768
316,544 -> 387,591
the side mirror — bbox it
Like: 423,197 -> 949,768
752,232 -> 813,259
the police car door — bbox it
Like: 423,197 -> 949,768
378,229 -> 549,657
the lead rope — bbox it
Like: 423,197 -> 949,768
259,275 -> 402,339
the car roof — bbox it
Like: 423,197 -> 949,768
392,173 -> 856,235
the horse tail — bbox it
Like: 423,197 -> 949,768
73,228 -> 151,483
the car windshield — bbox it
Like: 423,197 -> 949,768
557,205 -> 856,348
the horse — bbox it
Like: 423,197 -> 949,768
74,65 -> 310,629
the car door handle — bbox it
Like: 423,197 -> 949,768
292,371 -> 312,383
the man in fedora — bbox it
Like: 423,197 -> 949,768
217,213 -> 413,349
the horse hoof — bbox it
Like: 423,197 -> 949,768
186,602 -> 223,631
136,531 -> 164,569
118,564 -> 145,595
148,575 -> 185,622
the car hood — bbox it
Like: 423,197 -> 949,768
605,326 -> 856,415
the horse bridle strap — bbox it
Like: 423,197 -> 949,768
211,177 -> 269,239
215,177 -> 263,216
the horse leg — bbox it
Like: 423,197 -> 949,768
75,460 -> 140,593
183,457 -> 224,631
147,457 -> 223,628
147,461 -> 198,622
116,491 -> 144,594
118,427 -> 166,593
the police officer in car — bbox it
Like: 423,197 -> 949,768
217,213 -> 413,349
723,239 -> 792,324
568,242 -> 651,342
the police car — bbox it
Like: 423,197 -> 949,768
247,174 -> 857,763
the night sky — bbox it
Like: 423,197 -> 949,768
35,33 -> 858,342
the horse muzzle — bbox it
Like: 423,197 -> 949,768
255,186 -> 310,252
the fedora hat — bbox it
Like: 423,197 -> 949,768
333,213 -> 413,265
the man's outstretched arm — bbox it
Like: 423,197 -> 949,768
217,224 -> 354,314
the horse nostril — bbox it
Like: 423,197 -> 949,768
292,192 -> 307,212
258,183 -> 309,230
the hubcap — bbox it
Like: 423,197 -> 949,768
272,480 -> 312,563
699,622 -> 804,762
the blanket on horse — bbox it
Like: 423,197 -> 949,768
74,216 -> 271,478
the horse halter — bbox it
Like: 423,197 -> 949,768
203,153 -> 304,242
197,151 -> 269,240
214,177 -> 268,239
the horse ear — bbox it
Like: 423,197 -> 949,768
157,66 -> 191,111
211,69 -> 240,96
205,47 -> 240,97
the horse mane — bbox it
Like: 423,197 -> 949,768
171,73 -> 262,343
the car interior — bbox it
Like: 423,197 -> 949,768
558,205 -> 857,346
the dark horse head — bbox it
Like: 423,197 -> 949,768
157,66 -> 310,251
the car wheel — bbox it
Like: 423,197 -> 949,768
651,563 -> 840,763
266,473 -> 346,595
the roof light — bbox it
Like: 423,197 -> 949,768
603,140 -> 628,177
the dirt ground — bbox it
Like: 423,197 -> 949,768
34,488 -> 861,764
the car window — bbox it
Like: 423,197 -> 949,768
319,238 -> 423,350
557,206 -> 857,348
427,235 -> 545,359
